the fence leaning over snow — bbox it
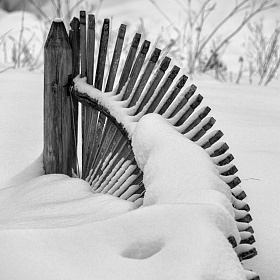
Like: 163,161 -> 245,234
43,11 -> 259,280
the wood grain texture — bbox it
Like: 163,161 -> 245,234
116,33 -> 141,94
122,40 -> 150,101
146,65 -> 180,113
80,11 -> 86,78
86,14 -> 95,85
105,24 -> 126,92
44,20 -> 73,176
128,48 -> 161,107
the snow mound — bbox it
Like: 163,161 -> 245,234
132,113 -> 233,211
0,174 -> 136,229
0,204 -> 245,280
0,87 -> 252,279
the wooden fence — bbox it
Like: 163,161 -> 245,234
43,12 -> 258,272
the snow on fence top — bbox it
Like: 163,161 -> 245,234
42,11 -> 259,280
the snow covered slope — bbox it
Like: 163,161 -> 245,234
193,75 -> 280,280
0,104 -> 248,279
0,68 -> 279,279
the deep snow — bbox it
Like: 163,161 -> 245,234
0,103 -> 249,279
1,66 -> 279,279
193,75 -> 280,280
0,2 -> 280,278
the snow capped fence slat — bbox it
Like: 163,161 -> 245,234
43,11 -> 259,277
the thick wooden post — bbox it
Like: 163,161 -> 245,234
44,19 -> 73,176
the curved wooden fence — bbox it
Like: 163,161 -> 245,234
43,12 -> 259,279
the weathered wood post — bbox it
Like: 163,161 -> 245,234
44,19 -> 73,176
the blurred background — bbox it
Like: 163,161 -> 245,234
0,0 -> 280,83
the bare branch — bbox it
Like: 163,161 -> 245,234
27,0 -> 51,23
198,0 -> 250,56
203,0 -> 278,72
215,2 -> 277,55
191,0 -> 213,27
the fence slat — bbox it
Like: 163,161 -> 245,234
92,138 -> 128,189
95,18 -> 110,90
97,145 -> 136,190
44,19 -> 73,176
82,108 -> 99,179
82,14 -> 96,177
83,19 -> 110,178
189,117 -> 216,141
88,121 -> 118,175
158,74 -> 188,115
105,24 -> 126,92
116,33 -> 141,94
146,65 -> 180,113
175,94 -> 203,126
92,24 -> 128,178
69,17 -> 80,78
122,40 -> 150,101
169,84 -> 197,118
134,56 -> 171,113
80,10 -> 88,176
92,131 -> 127,183
80,11 -> 87,78
69,17 -> 80,175
210,143 -> 230,157
218,154 -> 234,166
87,14 -> 95,85
182,106 -> 211,134
128,48 -> 161,108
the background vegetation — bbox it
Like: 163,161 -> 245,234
0,0 -> 279,85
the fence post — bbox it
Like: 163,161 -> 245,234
44,19 -> 73,176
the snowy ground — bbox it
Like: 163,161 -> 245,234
0,3 -> 280,279
193,75 -> 280,280
0,67 -> 279,279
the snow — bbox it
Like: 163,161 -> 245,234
192,76 -> 280,280
74,76 -> 139,136
0,68 -> 43,187
0,93 -> 248,279
132,114 -> 233,208
54,18 -> 62,22
0,163 -> 245,279
0,203 -> 245,280
1,67 -> 279,279
0,174 -> 136,229
0,4 -> 280,279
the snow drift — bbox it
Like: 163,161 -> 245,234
0,112 -> 254,280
